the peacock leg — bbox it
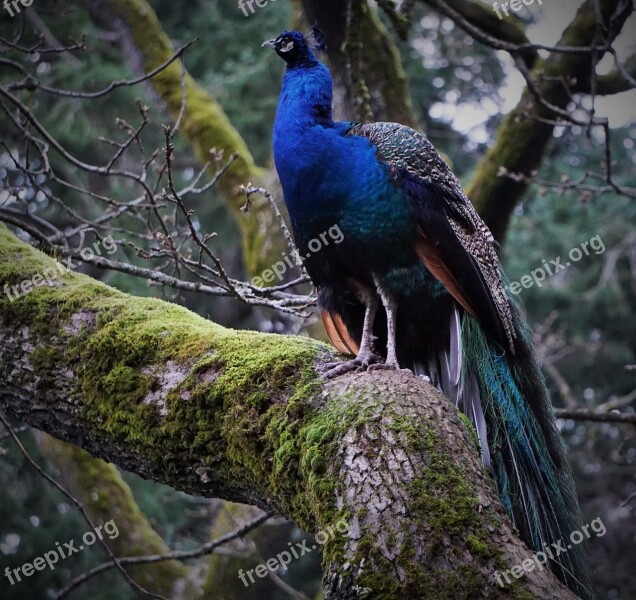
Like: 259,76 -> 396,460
356,290 -> 380,362
322,291 -> 382,378
368,275 -> 402,371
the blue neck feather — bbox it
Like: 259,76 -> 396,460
272,62 -> 341,222
273,63 -> 333,142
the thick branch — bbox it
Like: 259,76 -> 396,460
584,51 -> 636,94
554,408 -> 636,424
421,0 -> 539,68
464,0 -> 632,240
0,225 -> 578,599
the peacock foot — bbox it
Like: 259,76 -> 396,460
367,358 -> 399,371
367,358 -> 412,374
321,349 -> 382,379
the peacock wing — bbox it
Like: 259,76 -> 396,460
346,122 -> 515,351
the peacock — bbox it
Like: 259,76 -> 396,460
265,25 -> 593,599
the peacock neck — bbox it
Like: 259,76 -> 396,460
274,63 -> 334,134
272,63 -> 337,215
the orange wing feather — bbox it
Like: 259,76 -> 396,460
413,229 -> 478,319
321,311 -> 359,355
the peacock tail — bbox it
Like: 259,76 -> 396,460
462,308 -> 593,599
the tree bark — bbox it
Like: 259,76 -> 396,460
0,225 -> 580,599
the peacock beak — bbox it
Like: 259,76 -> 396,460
262,39 -> 277,48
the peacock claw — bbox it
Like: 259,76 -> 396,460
321,351 -> 382,379
367,362 -> 398,372
367,361 -> 413,375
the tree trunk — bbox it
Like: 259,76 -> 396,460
0,225 -> 579,599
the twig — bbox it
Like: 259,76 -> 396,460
56,511 -> 271,599
22,39 -> 198,99
554,409 -> 636,424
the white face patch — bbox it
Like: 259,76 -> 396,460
279,40 -> 295,53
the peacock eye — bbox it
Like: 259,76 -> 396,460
279,40 -> 295,53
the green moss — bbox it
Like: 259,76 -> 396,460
338,410 -> 520,599
457,411 -> 482,454
359,423 -> 539,598
415,431 -> 500,578
264,385 -> 358,529
467,534 -> 490,558
0,225 -> 329,500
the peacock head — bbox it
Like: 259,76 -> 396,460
262,24 -> 326,68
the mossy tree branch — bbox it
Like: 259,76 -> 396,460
580,51 -> 636,95
0,225 -> 580,599
421,0 -> 539,67
79,3 -> 308,593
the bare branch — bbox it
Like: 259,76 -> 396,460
554,409 -> 636,424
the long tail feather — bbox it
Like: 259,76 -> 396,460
461,311 -> 595,600
405,301 -> 592,598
